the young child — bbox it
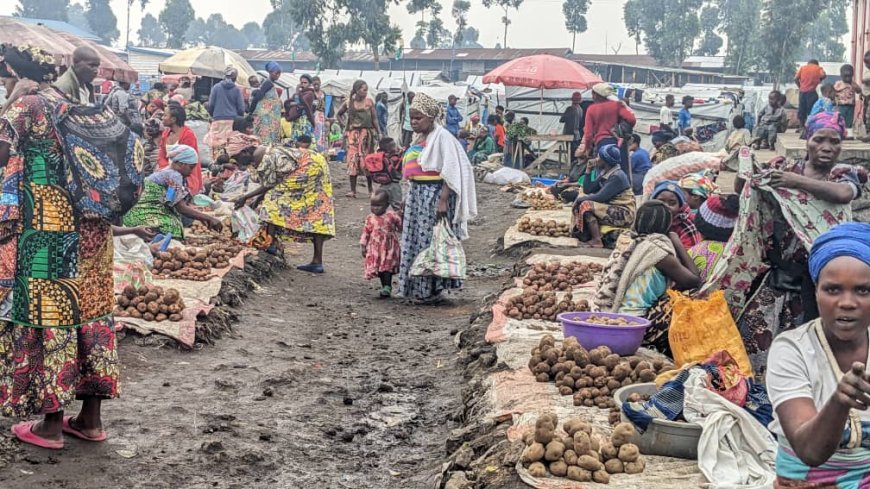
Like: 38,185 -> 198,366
328,122 -> 343,148
678,95 -> 694,136
373,137 -> 403,210
725,114 -> 752,153
809,83 -> 835,118
360,190 -> 402,298
280,99 -> 296,144
834,64 -> 858,129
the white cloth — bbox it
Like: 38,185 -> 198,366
419,124 -> 479,240
660,106 -> 674,125
682,370 -> 777,489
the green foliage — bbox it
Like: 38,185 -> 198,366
15,0 -> 70,21
183,17 -> 206,47
623,0 -> 642,54
801,1 -> 848,62
622,0 -> 703,66
460,27 -> 483,48
694,5 -> 722,56
68,3 -> 89,31
562,0 -> 590,52
717,0 -> 762,75
85,0 -> 120,44
138,12 -> 165,47
241,22 -> 266,48
263,3 -> 308,51
481,0 -> 524,47
452,0 -> 471,46
345,0 -> 403,67
159,0 -> 195,49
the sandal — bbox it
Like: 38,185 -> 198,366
11,421 -> 64,450
379,285 -> 392,298
297,264 -> 325,274
345,192 -> 357,199
62,416 -> 107,442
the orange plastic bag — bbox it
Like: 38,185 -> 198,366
667,290 -> 753,377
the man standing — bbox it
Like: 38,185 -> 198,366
446,94 -> 463,137
53,46 -> 100,104
401,91 -> 415,148
206,66 -> 246,159
104,81 -> 143,134
795,59 -> 826,128
677,95 -> 694,136
659,94 -> 675,131
560,92 -> 584,161
376,92 -> 388,135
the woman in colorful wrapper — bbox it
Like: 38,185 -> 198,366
337,80 -> 379,199
232,135 -> 335,274
571,144 -> 636,249
397,93 -> 477,305
766,223 -> 870,488
650,180 -> 702,249
686,193 -> 739,283
123,144 -> 223,237
0,44 -> 120,449
249,62 -> 282,146
703,111 -> 867,375
679,172 -> 718,215
312,76 -> 328,151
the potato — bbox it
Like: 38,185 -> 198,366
590,435 -> 600,452
634,361 -> 652,374
136,302 -> 148,313
638,369 -> 657,382
562,418 -> 587,437
528,462 -> 548,477
587,349 -> 603,366
521,442 -> 545,463
566,466 -> 591,482
129,309 -> 142,318
559,386 -> 573,396
142,312 -> 155,321
146,302 -> 160,315
606,378 -> 622,391
624,459 -> 645,474
604,458 -> 624,474
117,296 -> 130,307
588,366 -> 607,379
575,378 -> 589,389
576,454 -> 602,472
137,286 -> 149,296
549,460 -> 568,477
143,292 -> 159,303
544,440 -> 565,462
535,373 -> 550,382
572,430 -> 591,455
534,426 -> 555,445
130,296 -> 142,306
562,449 -> 578,466
155,313 -> 168,322
169,313 -> 183,321
534,362 -> 550,375
611,422 -> 635,447
592,470 -> 610,484
561,375 -> 575,387
158,303 -> 169,314
602,354 -> 620,371
123,285 -> 136,299
617,443 -> 639,462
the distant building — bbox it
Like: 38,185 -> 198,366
127,46 -> 177,78
11,16 -> 101,42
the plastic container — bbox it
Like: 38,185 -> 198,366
613,383 -> 701,460
557,311 -> 650,356
530,177 -> 558,186
335,149 -> 346,162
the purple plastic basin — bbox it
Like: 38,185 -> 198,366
557,311 -> 651,356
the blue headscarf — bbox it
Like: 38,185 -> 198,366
651,130 -> 672,145
167,144 -> 198,165
809,223 -> 870,283
598,144 -> 621,167
651,180 -> 686,207
265,61 -> 281,74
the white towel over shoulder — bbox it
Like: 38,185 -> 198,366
419,124 -> 478,239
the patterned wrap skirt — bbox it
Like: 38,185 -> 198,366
397,181 -> 463,300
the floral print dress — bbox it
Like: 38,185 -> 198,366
360,210 -> 402,279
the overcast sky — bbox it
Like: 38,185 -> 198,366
0,0 -> 637,53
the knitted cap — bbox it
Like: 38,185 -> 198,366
695,194 -> 739,243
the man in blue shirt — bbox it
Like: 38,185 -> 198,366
375,92 -> 389,135
678,95 -> 694,136
446,94 -> 463,137
627,134 -> 652,195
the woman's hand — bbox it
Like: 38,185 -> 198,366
233,197 -> 247,210
207,217 -> 224,232
769,169 -> 801,189
667,231 -> 684,248
131,226 -> 157,242
436,197 -> 449,220
833,362 -> 870,410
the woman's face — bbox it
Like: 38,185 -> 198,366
683,190 -> 704,210
300,78 -> 310,89
174,163 -> 194,177
313,79 -> 321,91
656,191 -> 682,216
817,256 -> 870,343
269,70 -> 281,82
409,108 -> 433,134
357,83 -> 368,99
807,128 -> 842,167
161,111 -> 175,128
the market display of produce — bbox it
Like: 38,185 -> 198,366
115,285 -> 185,322
518,216 -> 571,237
521,189 -> 562,210
505,290 -> 589,322
521,413 -> 647,482
522,261 -> 603,290
186,221 -> 234,246
528,335 -> 672,409
152,243 -> 244,281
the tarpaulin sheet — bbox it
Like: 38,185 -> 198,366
504,209 -> 579,249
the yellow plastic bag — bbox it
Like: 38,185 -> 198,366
667,290 -> 753,377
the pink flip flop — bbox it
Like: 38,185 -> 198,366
62,416 -> 107,442
11,421 -> 63,450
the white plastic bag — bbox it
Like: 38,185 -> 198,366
113,235 -> 153,266
483,167 -> 531,185
232,206 -> 259,243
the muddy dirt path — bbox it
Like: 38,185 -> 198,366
0,165 -> 524,489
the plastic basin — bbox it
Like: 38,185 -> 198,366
613,383 -> 701,460
557,311 -> 650,356
531,177 -> 558,186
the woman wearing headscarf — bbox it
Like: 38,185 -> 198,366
336,80 -> 379,198
679,172 -> 718,214
572,144 -> 636,248
766,223 -> 870,487
650,130 -> 678,165
293,74 -> 316,139
397,93 -> 477,304
467,125 -> 496,165
703,111 -> 867,375
158,101 -> 203,195
594,200 -> 702,354
312,76 -> 328,151
232,134 -> 335,273
687,194 -> 739,282
651,180 -> 702,249
249,62 -> 283,146
0,44 -> 119,449
123,144 -> 222,237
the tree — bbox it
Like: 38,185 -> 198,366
693,5 -> 722,56
343,0 -> 402,70
621,0 -> 703,66
138,13 -> 165,47
562,0 -> 589,53
68,3 -> 90,31
263,2 -> 308,51
85,0 -> 120,44
623,0 -> 642,55
407,0 -> 445,49
242,22 -> 266,48
410,33 -> 426,49
452,0 -> 470,46
716,0 -> 762,75
15,0 -> 70,21
481,0 -> 524,48
460,27 -> 483,48
801,1 -> 848,61
288,0 -> 350,68
184,17 -> 207,47
159,0 -> 195,49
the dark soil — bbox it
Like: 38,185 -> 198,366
0,163 -> 524,489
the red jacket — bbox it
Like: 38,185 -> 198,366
158,126 -> 203,196
583,100 -> 636,145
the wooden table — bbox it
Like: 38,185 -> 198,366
522,134 -> 575,176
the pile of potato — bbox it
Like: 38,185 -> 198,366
506,290 -> 589,322
583,315 -> 634,326
522,190 -> 561,210
528,335 -> 672,409
608,392 -> 649,426
152,243 -> 242,281
521,413 -> 646,482
518,217 -> 571,237
114,285 -> 185,322
522,261 -> 602,290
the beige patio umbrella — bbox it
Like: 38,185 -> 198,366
158,46 -> 257,87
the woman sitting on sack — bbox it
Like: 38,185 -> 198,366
571,144 -> 636,248
594,200 -> 702,354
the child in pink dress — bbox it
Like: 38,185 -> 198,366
360,190 -> 402,297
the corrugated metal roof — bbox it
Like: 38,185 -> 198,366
572,53 -> 659,67
12,16 -> 100,42
238,48 -> 571,63
236,49 -> 317,61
